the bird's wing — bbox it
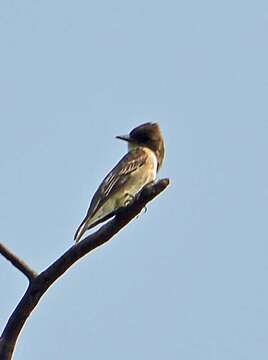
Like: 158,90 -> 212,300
87,147 -> 148,219
74,147 -> 148,242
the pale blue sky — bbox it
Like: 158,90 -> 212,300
0,1 -> 267,359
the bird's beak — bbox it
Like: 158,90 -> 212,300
116,134 -> 131,142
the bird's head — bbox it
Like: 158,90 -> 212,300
116,122 -> 165,170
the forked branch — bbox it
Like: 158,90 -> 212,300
0,178 -> 169,360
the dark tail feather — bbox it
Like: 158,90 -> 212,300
74,210 -> 117,243
74,218 -> 88,243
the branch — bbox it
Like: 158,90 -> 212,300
0,243 -> 37,282
0,178 -> 169,360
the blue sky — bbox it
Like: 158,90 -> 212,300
0,1 -> 267,359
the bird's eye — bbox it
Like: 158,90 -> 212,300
130,128 -> 151,143
139,134 -> 150,143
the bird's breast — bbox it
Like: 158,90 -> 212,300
122,147 -> 157,195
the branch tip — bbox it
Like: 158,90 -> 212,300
0,243 -> 37,282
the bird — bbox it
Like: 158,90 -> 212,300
74,122 -> 165,243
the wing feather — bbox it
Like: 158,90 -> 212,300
87,147 -> 147,218
74,147 -> 148,242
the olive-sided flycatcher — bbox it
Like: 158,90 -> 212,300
74,122 -> 165,242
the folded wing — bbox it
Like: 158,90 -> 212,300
74,147 -> 148,242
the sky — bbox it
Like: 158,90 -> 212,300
0,0 -> 267,359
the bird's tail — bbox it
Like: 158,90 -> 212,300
74,218 -> 88,243
74,211 -> 116,243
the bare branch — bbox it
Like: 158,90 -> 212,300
0,178 -> 169,360
0,243 -> 38,282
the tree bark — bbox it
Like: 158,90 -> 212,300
0,179 -> 169,360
